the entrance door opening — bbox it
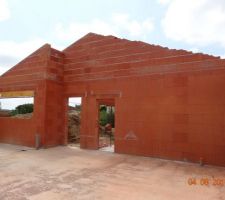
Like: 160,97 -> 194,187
68,97 -> 82,148
98,99 -> 115,152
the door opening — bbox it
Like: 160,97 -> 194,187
67,97 -> 82,148
98,99 -> 115,152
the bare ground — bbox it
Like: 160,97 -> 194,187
0,143 -> 225,200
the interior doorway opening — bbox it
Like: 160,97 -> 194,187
67,97 -> 82,148
98,99 -> 115,152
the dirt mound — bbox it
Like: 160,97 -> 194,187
11,113 -> 33,119
68,110 -> 80,143
0,110 -> 11,117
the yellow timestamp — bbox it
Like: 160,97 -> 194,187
187,177 -> 225,186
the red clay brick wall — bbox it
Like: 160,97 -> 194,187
114,70 -> 225,166
63,33 -> 225,166
79,96 -> 99,149
0,33 -> 224,166
64,69 -> 225,166
43,80 -> 65,147
0,44 -> 50,147
0,118 -> 36,147
0,44 -> 65,148
37,48 -> 65,147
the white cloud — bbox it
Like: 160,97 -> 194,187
111,13 -> 154,37
0,66 -> 8,75
220,54 -> 225,59
0,0 -> 10,21
162,0 -> 225,47
0,39 -> 44,59
55,19 -> 115,42
55,13 -> 154,42
157,0 -> 172,6
189,47 -> 200,53
0,39 -> 45,75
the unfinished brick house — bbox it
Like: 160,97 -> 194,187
0,33 -> 224,166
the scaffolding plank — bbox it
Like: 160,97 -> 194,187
0,90 -> 34,98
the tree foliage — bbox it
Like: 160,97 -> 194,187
11,103 -> 34,116
99,106 -> 115,127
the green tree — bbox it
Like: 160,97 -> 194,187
99,106 -> 115,127
11,103 -> 33,116
107,107 -> 115,127
99,106 -> 107,126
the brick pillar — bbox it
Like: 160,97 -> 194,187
80,95 -> 99,149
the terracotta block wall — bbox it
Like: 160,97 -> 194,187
0,118 -> 36,146
79,96 -> 99,149
0,44 -> 65,148
64,68 -> 225,166
113,70 -> 225,166
0,33 -> 224,166
63,33 -> 225,166
43,80 -> 65,147
0,45 -> 51,147
36,48 -> 65,147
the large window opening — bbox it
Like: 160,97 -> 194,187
67,97 -> 82,147
0,96 -> 34,119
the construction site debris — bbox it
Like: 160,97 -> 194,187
68,110 -> 80,143
11,113 -> 33,119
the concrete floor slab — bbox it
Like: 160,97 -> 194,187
0,143 -> 225,200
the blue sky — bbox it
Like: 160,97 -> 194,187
0,0 -> 225,76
